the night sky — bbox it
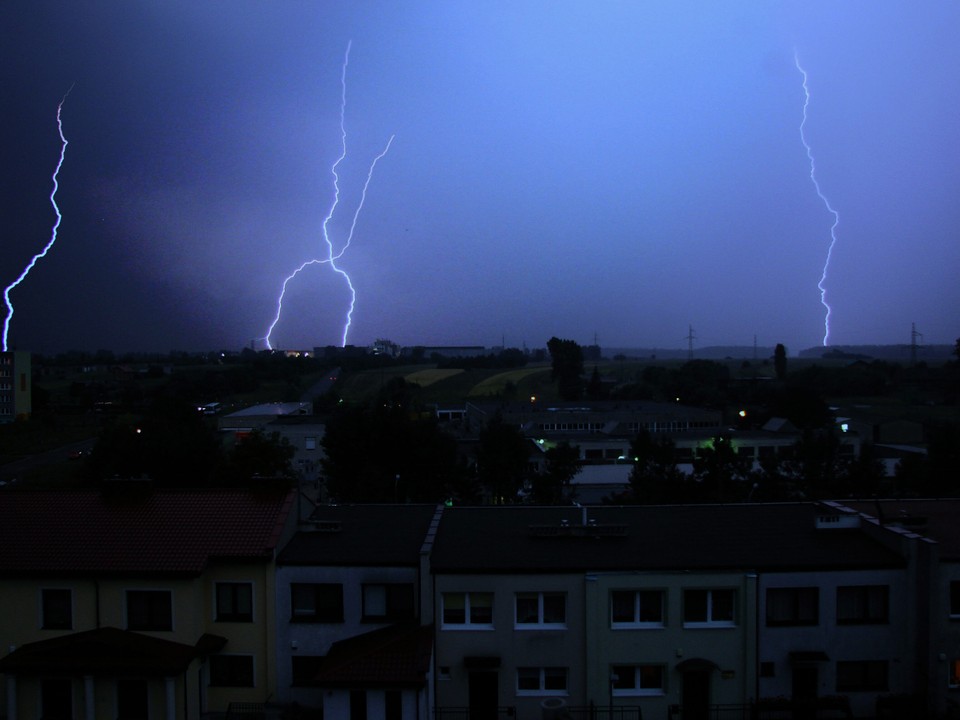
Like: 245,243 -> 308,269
2,2 -> 958,354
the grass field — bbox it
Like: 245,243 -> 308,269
404,368 -> 465,387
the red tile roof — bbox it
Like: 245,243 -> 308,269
0,488 -> 295,576
0,626 -> 219,675
314,623 -> 433,688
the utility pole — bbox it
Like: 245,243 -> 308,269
686,325 -> 696,361
910,322 -> 924,366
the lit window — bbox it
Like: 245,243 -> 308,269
441,592 -> 493,628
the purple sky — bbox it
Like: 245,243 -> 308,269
2,2 -> 958,354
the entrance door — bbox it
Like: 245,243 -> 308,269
468,670 -> 498,720
681,670 -> 710,720
117,677 -> 149,719
792,666 -> 818,720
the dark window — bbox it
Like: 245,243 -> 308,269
611,590 -> 664,625
767,587 -> 819,626
442,592 -> 493,626
836,660 -> 888,691
209,655 -> 254,687
362,583 -> 415,623
291,656 -> 325,687
41,589 -> 72,630
684,589 -> 735,624
216,582 -> 253,622
950,581 -> 960,617
760,662 -> 775,678
837,585 -> 888,624
516,592 -> 566,626
291,583 -> 343,622
126,590 -> 172,631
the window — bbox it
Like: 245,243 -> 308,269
950,659 -> 960,688
362,583 -> 415,623
766,587 -> 819,626
305,436 -> 317,450
210,655 -> 254,687
291,583 -> 343,622
216,582 -> 253,622
291,656 -> 325,686
611,665 -> 665,696
517,667 -> 568,695
836,660 -> 888,692
41,588 -> 73,630
441,592 -> 493,628
126,590 -> 172,631
949,581 -> 960,617
611,590 -> 664,627
837,585 -> 888,624
684,589 -> 735,626
760,662 -> 775,678
516,592 -> 566,628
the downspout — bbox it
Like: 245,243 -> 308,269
94,579 -> 101,628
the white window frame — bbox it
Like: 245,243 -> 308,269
440,592 -> 494,630
610,589 -> 665,629
214,581 -> 254,623
683,588 -> 736,628
516,666 -> 568,696
515,592 -> 566,629
611,664 -> 666,697
125,589 -> 174,631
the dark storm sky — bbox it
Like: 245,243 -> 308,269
2,1 -> 958,354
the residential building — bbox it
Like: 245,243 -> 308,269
0,350 -> 31,423
274,504 -> 440,718
0,486 -> 296,720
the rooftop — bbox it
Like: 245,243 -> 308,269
0,488 -> 295,577
430,503 -> 905,573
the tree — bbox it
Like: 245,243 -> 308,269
321,379 -> 463,503
476,413 -> 530,503
216,430 -> 296,487
691,434 -> 752,503
626,431 -> 686,504
530,441 -> 581,504
547,337 -> 585,400
774,344 -> 787,381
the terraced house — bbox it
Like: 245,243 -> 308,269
0,486 -> 295,720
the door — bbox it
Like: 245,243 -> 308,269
792,666 -> 818,720
468,670 -> 498,720
117,677 -> 149,719
681,669 -> 710,720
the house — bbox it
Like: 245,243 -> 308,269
837,499 -> 960,718
273,504 -> 441,718
429,503 -> 912,720
0,486 -> 296,720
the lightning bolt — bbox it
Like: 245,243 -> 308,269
795,52 -> 840,347
263,42 -> 394,350
2,84 -> 74,351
